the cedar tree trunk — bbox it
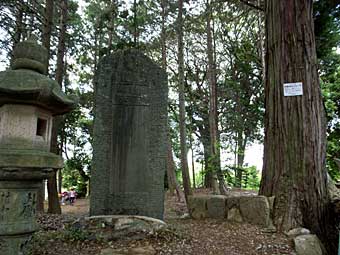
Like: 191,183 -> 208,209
259,0 -> 336,253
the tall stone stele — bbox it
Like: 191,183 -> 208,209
90,49 -> 168,219
0,37 -> 75,254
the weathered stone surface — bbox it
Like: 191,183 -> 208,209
239,196 -> 270,227
0,105 -> 52,150
0,37 -> 76,115
0,181 -> 39,236
188,195 -> 272,227
188,195 -> 208,219
90,50 -> 168,219
0,234 -> 32,255
267,196 -> 275,213
294,234 -> 323,255
286,228 -> 311,238
227,207 -> 243,223
0,37 -> 75,255
206,195 -> 227,219
72,215 -> 166,241
225,196 -> 241,210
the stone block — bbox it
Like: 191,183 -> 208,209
239,196 -> 270,227
294,234 -> 323,255
225,196 -> 241,210
188,195 -> 208,219
206,195 -> 227,219
227,207 -> 243,223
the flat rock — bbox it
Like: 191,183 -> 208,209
72,215 -> 166,241
294,234 -> 323,255
286,227 -> 310,238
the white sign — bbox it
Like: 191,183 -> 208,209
283,82 -> 303,96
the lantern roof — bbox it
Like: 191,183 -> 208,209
0,36 -> 76,115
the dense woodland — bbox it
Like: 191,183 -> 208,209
0,0 -> 340,253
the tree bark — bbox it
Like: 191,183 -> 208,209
178,0 -> 192,202
235,131 -> 247,188
259,0 -> 336,253
161,0 -> 167,69
107,0 -> 116,52
190,132 -> 196,189
200,121 -> 213,188
55,0 -> 67,86
42,0 -> 54,73
167,137 -> 185,201
133,0 -> 138,47
12,1 -> 23,54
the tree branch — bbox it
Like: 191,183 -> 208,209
239,0 -> 264,12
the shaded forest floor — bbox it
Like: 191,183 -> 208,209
30,189 -> 294,255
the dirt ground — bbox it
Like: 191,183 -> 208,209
31,190 -> 294,255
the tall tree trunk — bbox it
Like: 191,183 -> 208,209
167,137 -> 184,201
42,0 -> 54,73
178,0 -> 192,203
235,131 -> 247,188
259,0 -> 336,253
48,0 -> 68,214
36,0 -> 55,213
200,122 -> 213,188
133,0 -> 137,47
55,0 -> 67,86
11,0 -> 24,58
206,0 -> 226,195
161,0 -> 183,201
107,0 -> 116,52
190,132 -> 196,189
58,169 -> 62,193
161,0 -> 167,70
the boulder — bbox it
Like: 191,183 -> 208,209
188,195 -> 208,219
294,234 -> 323,255
207,195 -> 227,219
286,228 -> 310,238
239,196 -> 270,227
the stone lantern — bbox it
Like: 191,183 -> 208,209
0,37 -> 76,254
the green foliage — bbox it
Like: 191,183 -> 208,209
321,73 -> 340,180
223,165 -> 260,190
314,0 -> 340,60
315,1 -> 340,181
63,226 -> 90,242
62,88 -> 92,197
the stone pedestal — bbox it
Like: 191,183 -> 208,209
0,181 -> 41,254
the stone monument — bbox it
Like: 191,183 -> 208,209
90,49 -> 168,220
0,37 -> 75,254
